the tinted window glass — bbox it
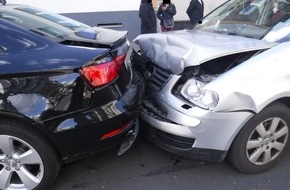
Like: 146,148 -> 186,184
0,6 -> 91,39
17,7 -> 90,30
0,21 -> 47,53
196,0 -> 290,39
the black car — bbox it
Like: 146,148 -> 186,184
0,4 -> 144,190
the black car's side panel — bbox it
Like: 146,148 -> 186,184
0,66 -> 144,162
41,69 -> 144,162
0,70 -> 92,113
0,5 -> 144,189
0,17 -> 145,163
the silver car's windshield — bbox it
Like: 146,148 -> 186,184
196,0 -> 290,39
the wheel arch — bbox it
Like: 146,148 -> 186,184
276,97 -> 290,110
226,98 -> 290,152
226,100 -> 290,173
0,111 -> 63,163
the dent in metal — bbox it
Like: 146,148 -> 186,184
215,91 -> 257,113
133,30 -> 275,75
207,42 -> 290,113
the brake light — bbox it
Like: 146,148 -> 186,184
80,54 -> 126,88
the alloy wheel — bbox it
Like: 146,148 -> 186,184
246,117 -> 289,165
0,135 -> 44,190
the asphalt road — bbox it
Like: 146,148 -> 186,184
51,132 -> 290,190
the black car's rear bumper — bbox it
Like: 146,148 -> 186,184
47,68 -> 145,162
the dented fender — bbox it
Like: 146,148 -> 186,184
206,42 -> 290,113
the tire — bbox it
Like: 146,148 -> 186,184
228,102 -> 290,174
0,119 -> 61,190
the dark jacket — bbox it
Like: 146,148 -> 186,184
0,0 -> 6,5
139,0 -> 157,34
157,4 -> 176,26
186,0 -> 204,26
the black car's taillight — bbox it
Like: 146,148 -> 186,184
80,54 -> 126,88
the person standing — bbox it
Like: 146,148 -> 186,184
157,0 -> 176,32
0,0 -> 6,5
186,0 -> 204,29
139,0 -> 157,34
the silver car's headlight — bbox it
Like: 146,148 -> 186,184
180,79 -> 219,110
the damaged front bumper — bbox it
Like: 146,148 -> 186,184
140,94 -> 254,162
130,45 -> 257,162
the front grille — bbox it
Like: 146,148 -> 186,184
141,99 -> 195,149
142,99 -> 168,120
148,66 -> 172,90
130,49 -> 172,91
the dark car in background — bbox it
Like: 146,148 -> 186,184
0,4 -> 144,190
131,0 -> 290,174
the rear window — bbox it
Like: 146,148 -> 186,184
0,20 -> 47,53
0,6 -> 91,39
18,7 -> 90,30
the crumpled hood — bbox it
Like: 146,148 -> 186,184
133,30 -> 276,74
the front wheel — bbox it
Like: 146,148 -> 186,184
0,119 -> 61,190
228,102 -> 290,173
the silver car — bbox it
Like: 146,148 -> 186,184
131,0 -> 290,173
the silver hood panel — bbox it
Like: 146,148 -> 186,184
133,30 -> 275,74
